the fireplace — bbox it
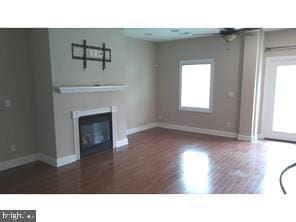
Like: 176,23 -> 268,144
79,112 -> 113,157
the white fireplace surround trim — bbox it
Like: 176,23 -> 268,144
72,106 -> 128,161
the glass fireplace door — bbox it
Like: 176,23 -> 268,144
79,112 -> 113,157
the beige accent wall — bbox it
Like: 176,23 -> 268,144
125,37 -> 157,129
48,29 -> 127,158
156,36 -> 244,133
0,29 -> 35,161
29,29 -> 57,158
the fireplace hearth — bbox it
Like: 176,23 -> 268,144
79,112 -> 113,157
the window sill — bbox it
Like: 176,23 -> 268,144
179,107 -> 212,113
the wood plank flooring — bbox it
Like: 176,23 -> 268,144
1,128 -> 296,194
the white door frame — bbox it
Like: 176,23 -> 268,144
262,55 -> 296,141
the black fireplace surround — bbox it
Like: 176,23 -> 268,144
79,112 -> 113,157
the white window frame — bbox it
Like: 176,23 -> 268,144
179,59 -> 214,113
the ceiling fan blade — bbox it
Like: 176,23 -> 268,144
191,33 -> 219,36
219,28 -> 262,35
235,28 -> 262,33
219,28 -> 236,35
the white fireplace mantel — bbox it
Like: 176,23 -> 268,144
56,84 -> 128,94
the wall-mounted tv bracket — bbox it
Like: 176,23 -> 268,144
71,40 -> 111,70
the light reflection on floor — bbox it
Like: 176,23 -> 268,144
181,150 -> 210,193
260,142 -> 296,194
180,141 -> 296,194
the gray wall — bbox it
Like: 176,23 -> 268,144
156,36 -> 244,133
29,29 -> 57,158
48,28 -> 127,158
2,28 -> 296,163
125,37 -> 157,129
0,29 -> 35,161
264,29 -> 296,57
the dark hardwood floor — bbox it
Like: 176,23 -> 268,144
1,128 -> 296,194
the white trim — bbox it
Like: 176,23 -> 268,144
257,133 -> 265,140
71,106 -> 117,160
1,150 -> 123,171
158,122 -> 237,138
39,153 -> 79,167
56,155 -> 77,167
116,138 -> 129,147
0,154 -> 39,171
178,58 -> 214,113
38,153 -> 57,167
261,56 -> 273,138
71,107 -> 116,119
127,123 -> 158,135
0,122 -> 262,172
262,55 -> 296,142
0,153 -> 60,171
238,134 -> 263,142
237,134 -> 252,141
252,30 -> 265,142
252,134 -> 264,142
0,153 -> 92,171
264,55 -> 296,62
179,106 -> 213,113
55,85 -> 128,94
111,107 -> 117,148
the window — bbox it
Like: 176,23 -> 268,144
272,64 -> 296,133
179,59 -> 214,112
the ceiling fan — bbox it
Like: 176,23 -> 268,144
192,28 -> 261,42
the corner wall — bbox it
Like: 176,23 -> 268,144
156,36 -> 244,134
0,29 -> 36,162
29,29 -> 57,158
125,37 -> 157,130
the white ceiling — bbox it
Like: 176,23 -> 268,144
124,28 -> 221,42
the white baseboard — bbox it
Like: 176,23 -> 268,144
38,153 -> 77,167
237,134 -> 252,141
238,134 -> 264,142
0,153 -> 79,171
38,153 -> 57,167
0,138 -> 130,171
0,122 -> 244,172
257,133 -> 265,140
57,154 -> 77,167
116,138 -> 129,148
127,123 -> 158,135
0,154 -> 39,171
0,139 -> 130,171
158,122 -> 238,138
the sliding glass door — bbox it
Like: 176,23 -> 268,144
263,56 -> 296,142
